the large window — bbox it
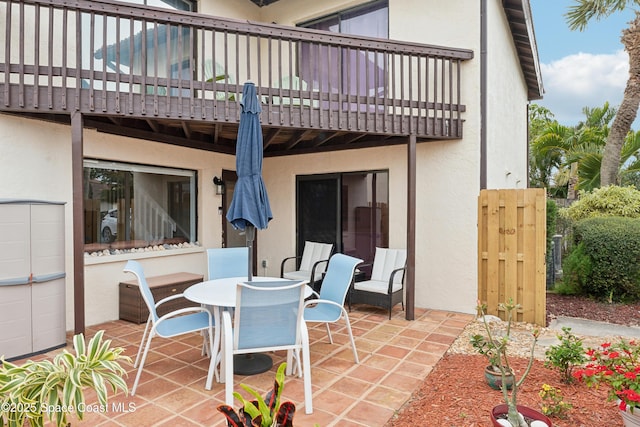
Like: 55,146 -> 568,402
83,160 -> 197,252
299,1 -> 388,106
296,170 -> 389,276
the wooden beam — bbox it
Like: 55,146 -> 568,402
71,111 -> 85,334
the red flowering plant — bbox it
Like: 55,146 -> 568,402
573,339 -> 640,413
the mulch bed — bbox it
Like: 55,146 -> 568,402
386,354 -> 621,427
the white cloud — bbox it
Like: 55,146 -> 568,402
537,50 -> 629,125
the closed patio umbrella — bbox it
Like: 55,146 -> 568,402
226,81 -> 272,280
225,81 -> 273,375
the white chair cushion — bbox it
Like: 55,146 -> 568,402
298,241 -> 333,275
354,279 -> 403,294
283,270 -> 319,282
370,248 -> 406,284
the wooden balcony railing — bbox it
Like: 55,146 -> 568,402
0,0 -> 474,145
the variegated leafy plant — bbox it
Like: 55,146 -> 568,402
0,330 -> 131,427
217,362 -> 296,427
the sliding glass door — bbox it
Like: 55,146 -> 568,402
296,170 -> 389,277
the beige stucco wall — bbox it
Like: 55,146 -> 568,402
0,113 -> 237,328
0,0 -> 534,329
485,0 -> 530,189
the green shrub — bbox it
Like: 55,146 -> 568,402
563,217 -> 640,301
561,242 -> 591,295
560,185 -> 640,222
544,327 -> 586,384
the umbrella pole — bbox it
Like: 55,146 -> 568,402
246,224 -> 255,280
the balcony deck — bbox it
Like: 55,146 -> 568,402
0,0 -> 473,155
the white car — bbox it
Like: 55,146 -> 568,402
101,209 -> 118,242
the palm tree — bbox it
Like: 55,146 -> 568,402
529,104 -> 561,191
532,102 -> 640,194
566,0 -> 640,186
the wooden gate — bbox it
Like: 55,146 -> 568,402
478,189 -> 547,325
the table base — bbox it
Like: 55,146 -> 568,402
233,353 -> 273,375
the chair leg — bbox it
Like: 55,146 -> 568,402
131,329 -> 155,395
324,323 -> 333,344
205,323 -> 217,390
341,307 -> 359,363
210,306 -> 222,383
221,312 -> 234,406
134,316 -> 152,368
300,324 -> 313,414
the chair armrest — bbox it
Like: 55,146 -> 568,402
155,293 -> 188,308
303,298 -> 343,310
280,256 -> 300,277
310,259 -> 329,282
387,266 -> 407,293
156,306 -> 213,325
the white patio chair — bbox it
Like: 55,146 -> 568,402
220,279 -> 313,414
123,260 -> 214,395
349,247 -> 407,319
280,241 -> 333,291
303,253 -> 363,364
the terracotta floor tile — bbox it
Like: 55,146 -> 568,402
314,389 -> 357,415
405,349 -> 446,366
392,360 -> 434,379
131,377 -> 182,400
344,400 -> 396,426
112,402 -> 173,426
164,364 -> 208,386
376,344 -> 411,359
296,408 -> 343,427
416,340 -> 451,355
362,353 -> 400,371
379,372 -> 422,393
348,364 -> 388,384
388,334 -> 422,349
330,376 -> 371,396
153,386 -> 205,412
154,415 -> 202,427
364,384 -> 412,409
425,332 -> 458,345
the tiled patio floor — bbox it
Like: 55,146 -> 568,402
11,305 -> 474,427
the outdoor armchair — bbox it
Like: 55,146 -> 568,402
220,280 -> 313,414
123,260 -> 214,395
303,253 -> 363,364
280,241 -> 333,291
349,247 -> 407,319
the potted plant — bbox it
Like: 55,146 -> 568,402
217,363 -> 298,427
477,299 -> 553,427
471,330 -> 515,390
0,330 -> 130,427
573,339 -> 640,426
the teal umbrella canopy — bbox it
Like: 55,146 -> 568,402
226,82 -> 273,231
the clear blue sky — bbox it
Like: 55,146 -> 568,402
529,0 -> 637,127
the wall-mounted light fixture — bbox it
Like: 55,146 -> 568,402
213,176 -> 225,195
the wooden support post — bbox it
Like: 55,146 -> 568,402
406,133 -> 416,320
72,111 -> 85,334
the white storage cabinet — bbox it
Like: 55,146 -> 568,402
0,200 -> 66,360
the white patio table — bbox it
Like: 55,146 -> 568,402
184,276 -> 312,390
